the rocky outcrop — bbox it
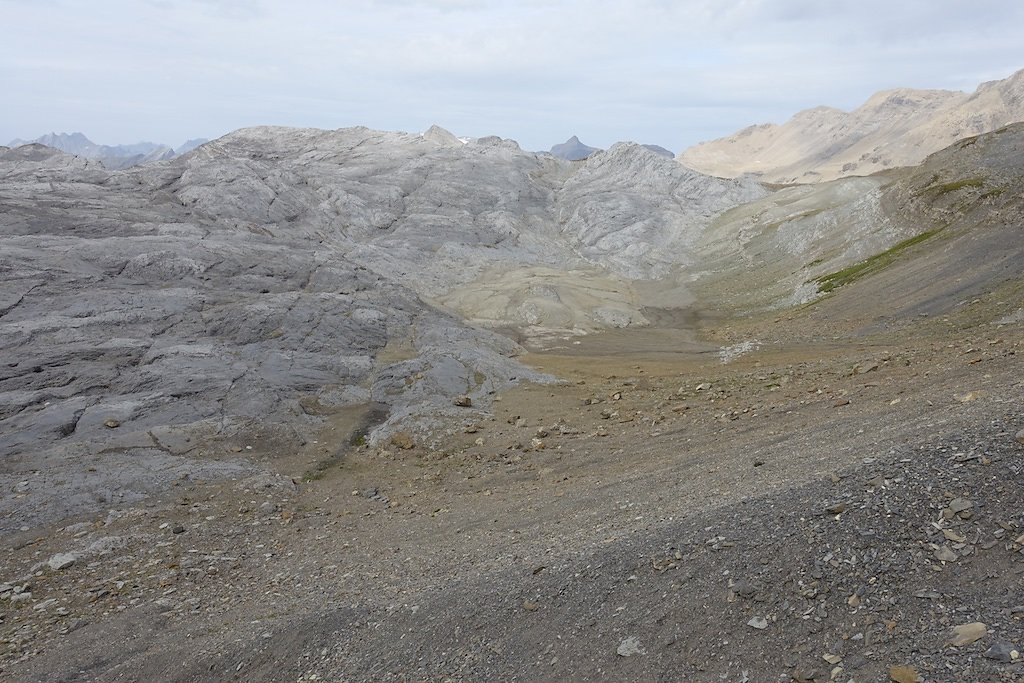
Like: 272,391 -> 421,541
557,142 -> 765,279
680,68 -> 1024,183
0,125 -> 770,528
422,124 -> 463,147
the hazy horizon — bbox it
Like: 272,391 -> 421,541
2,0 -> 1022,152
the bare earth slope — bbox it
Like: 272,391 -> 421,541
688,122 -> 1024,318
680,68 -> 1024,183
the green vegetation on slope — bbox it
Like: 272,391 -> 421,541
930,177 -> 986,196
813,228 -> 943,293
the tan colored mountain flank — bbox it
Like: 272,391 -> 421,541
680,68 -> 1024,183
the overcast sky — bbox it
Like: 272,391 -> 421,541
1,0 -> 1022,152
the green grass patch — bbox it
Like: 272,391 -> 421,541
930,177 -> 985,196
813,228 -> 943,293
303,458 -> 334,482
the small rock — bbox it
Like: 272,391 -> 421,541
942,529 -> 967,543
454,395 -> 472,407
947,621 -> 987,647
833,399 -> 850,407
33,598 -> 58,611
1015,429 -> 1024,445
463,424 -> 479,434
826,502 -> 847,514
47,553 -> 77,571
171,524 -> 186,535
747,616 -> 769,630
934,545 -> 957,562
984,640 -> 1020,662
889,665 -> 920,683
822,653 -> 842,665
390,432 -> 415,450
103,418 -> 120,428
10,591 -> 32,604
616,636 -> 645,657
154,597 -> 176,611
522,600 -> 540,612
791,667 -> 818,683
733,579 -> 757,599
947,498 -> 973,514
854,362 -> 879,375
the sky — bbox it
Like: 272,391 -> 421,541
1,0 -> 1022,152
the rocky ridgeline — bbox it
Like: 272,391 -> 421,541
0,127 -> 763,529
680,68 -> 1024,183
6,132 -> 207,170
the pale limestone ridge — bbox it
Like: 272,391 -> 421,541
680,68 -> 1024,183
422,124 -> 463,147
0,124 -> 766,523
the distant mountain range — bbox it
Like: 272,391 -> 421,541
679,67 -> 1024,183
549,136 -> 675,161
550,135 -> 601,160
6,132 -> 208,169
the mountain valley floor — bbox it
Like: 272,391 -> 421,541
2,287 -> 1023,682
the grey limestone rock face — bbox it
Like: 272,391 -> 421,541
0,123 -> 773,528
422,124 -> 464,148
557,142 -> 766,279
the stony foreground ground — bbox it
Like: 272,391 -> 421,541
2,290 -> 1023,682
